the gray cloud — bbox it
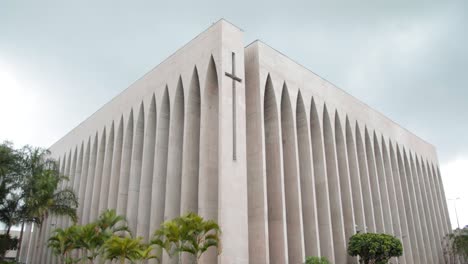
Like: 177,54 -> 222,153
0,0 -> 466,163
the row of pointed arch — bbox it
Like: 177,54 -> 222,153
256,75 -> 452,264
22,57 -> 221,264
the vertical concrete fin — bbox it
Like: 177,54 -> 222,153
334,111 -> 356,247
164,76 -> 185,264
181,67 -> 201,215
78,137 -> 91,224
280,83 -> 305,263
99,122 -> 115,214
127,102 -> 145,234
310,97 -> 334,262
263,74 -> 288,263
345,117 -> 366,234
83,132 -> 99,223
108,116 -> 124,210
388,141 -> 412,263
150,86 -> 170,240
137,94 -> 157,240
372,132 -> 393,234
421,159 -> 444,262
380,138 -> 403,243
117,109 -> 134,216
364,127 -> 385,232
415,155 -> 438,263
74,142 -> 84,197
405,150 -> 427,263
436,166 -> 452,233
355,123 -> 375,232
90,127 -> 106,222
296,91 -> 320,257
322,105 -> 346,263
199,55 -> 219,264
397,146 -> 420,262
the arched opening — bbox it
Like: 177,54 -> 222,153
264,75 -> 288,263
296,91 -> 320,257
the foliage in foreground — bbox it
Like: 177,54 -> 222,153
347,233 -> 403,264
304,256 -> 330,264
0,142 -> 78,261
48,211 -> 221,264
152,212 -> 221,264
0,234 -> 18,260
443,226 -> 468,263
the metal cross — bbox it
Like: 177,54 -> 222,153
225,52 -> 242,161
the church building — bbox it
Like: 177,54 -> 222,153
22,19 -> 451,264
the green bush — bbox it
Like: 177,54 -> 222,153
347,233 -> 402,264
0,234 -> 18,259
304,256 -> 330,264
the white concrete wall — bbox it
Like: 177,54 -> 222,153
244,41 -> 451,263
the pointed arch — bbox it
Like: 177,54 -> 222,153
83,132 -> 99,223
345,117 -> 366,233
405,150 -> 427,263
137,95 -> 157,240
415,155 -> 438,263
127,103 -> 145,233
65,146 -> 78,227
388,141 -> 412,263
165,77 -> 185,219
73,143 -> 83,201
421,159 -> 443,262
149,87 -> 170,239
373,132 -> 393,234
280,84 -> 305,263
310,98 -> 334,262
263,75 -> 288,263
78,137 -> 91,224
334,112 -> 355,240
181,67 -> 201,215
199,56 -> 220,264
397,146 -> 420,262
323,105 -> 346,263
364,128 -> 385,232
117,110 -> 134,216
108,116 -> 124,209
434,165 -> 451,233
355,123 -> 375,232
380,138 -> 404,254
90,127 -> 106,221
99,122 -> 115,213
296,91 -> 320,257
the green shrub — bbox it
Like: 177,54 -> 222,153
347,233 -> 402,264
304,256 -> 330,264
0,234 -> 18,258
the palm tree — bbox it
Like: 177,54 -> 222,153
152,213 -> 221,264
21,147 -> 78,261
104,235 -> 159,264
48,226 -> 78,264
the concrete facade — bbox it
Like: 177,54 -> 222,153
23,20 -> 451,263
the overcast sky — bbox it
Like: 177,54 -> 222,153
1,0 -> 467,229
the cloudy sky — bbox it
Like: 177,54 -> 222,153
1,0 -> 467,229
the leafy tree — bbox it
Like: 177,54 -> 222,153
48,226 -> 80,264
0,234 -> 19,261
47,209 -> 131,263
152,212 -> 221,264
445,226 -> 468,263
20,146 -> 78,260
0,142 -> 23,236
104,236 -> 158,264
304,256 -> 330,264
347,233 -> 403,264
